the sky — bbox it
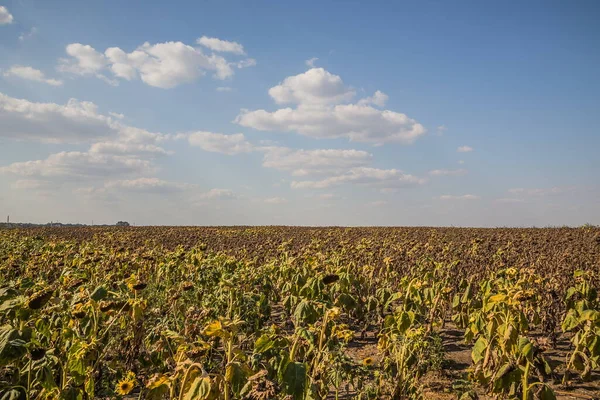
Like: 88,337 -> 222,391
0,0 -> 599,226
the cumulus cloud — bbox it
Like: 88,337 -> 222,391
59,38 -> 255,88
0,151 -> 152,181
357,90 -> 388,107
268,68 -> 355,105
0,92 -> 117,143
0,92 -> 168,152
428,168 -> 467,177
0,6 -> 14,24
457,145 -> 474,153
260,147 -> 372,176
235,68 -> 426,144
187,131 -> 254,155
3,65 -> 63,86
0,91 -> 174,193
196,36 -> 245,55
438,194 -> 480,200
58,44 -> 109,77
291,167 -> 425,190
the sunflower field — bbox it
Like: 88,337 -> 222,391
1,226 -> 599,399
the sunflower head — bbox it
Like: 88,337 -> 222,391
362,357 -> 374,367
116,378 -> 135,395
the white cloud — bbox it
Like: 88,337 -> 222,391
89,141 -> 169,156
260,147 -> 372,176
0,92 -> 167,150
357,90 -> 388,107
198,188 -> 238,200
3,65 -> 63,86
216,86 -> 233,92
187,131 -> 254,155
438,194 -> 480,200
0,6 -> 14,24
268,68 -> 355,105
305,57 -> 318,68
186,130 -> 375,177
58,43 -> 108,75
458,160 -> 465,165
428,168 -> 467,177
457,145 -> 474,153
236,68 -> 426,144
436,125 -> 447,135
291,167 -> 425,190
104,178 -> 192,193
109,111 -> 125,119
59,39 -> 255,88
19,27 -> 38,41
264,196 -> 288,204
197,36 -> 246,55
0,92 -> 117,143
0,151 -> 152,181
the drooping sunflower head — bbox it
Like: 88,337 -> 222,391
116,378 -> 135,395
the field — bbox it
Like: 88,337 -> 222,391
1,226 -> 599,399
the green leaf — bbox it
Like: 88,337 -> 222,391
460,283 -> 472,304
254,334 -> 275,354
0,297 -> 25,313
579,309 -> 599,322
225,362 -> 250,395
0,325 -> 28,364
472,336 -> 488,364
0,387 -> 26,400
539,385 -> 556,400
335,293 -> 357,311
572,352 -> 587,372
397,311 -> 413,333
561,310 -> 579,332
183,376 -> 211,400
565,287 -> 577,300
90,286 -> 107,301
293,300 -> 318,325
452,294 -> 461,308
518,337 -> 534,361
282,362 -> 306,399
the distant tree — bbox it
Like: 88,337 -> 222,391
116,221 -> 130,227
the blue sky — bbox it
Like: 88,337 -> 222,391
0,0 -> 598,226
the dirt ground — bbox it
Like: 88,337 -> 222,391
341,324 -> 600,399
